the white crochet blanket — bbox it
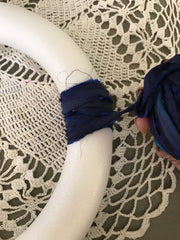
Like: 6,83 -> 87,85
0,0 -> 177,239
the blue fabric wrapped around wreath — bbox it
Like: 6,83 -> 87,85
60,54 -> 180,160
60,79 -> 132,144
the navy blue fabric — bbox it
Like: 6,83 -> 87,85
60,54 -> 180,160
60,79 -> 132,144
134,54 -> 180,160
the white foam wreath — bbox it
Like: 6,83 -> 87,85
0,3 -> 113,240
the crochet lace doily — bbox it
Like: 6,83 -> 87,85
0,0 -> 178,239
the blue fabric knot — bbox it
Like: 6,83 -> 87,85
60,79 -> 130,144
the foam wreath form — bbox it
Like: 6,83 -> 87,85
0,3 -> 113,240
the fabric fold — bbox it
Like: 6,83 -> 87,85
134,54 -> 180,160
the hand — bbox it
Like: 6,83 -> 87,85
135,89 -> 180,170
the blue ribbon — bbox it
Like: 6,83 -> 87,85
134,54 -> 180,160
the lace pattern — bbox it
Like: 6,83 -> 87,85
0,0 -> 178,239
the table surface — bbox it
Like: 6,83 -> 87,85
126,168 -> 180,240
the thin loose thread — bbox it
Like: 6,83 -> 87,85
65,69 -> 93,89
25,78 -> 32,86
0,79 -> 33,96
57,68 -> 94,89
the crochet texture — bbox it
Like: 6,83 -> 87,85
0,0 -> 178,239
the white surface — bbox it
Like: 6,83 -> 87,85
0,1 -> 177,240
0,3 -> 113,240
0,3 -> 97,92
17,128 -> 112,240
